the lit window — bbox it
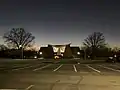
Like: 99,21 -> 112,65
60,46 -> 66,52
52,46 -> 66,53
53,47 -> 59,52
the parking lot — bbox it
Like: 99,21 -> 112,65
1,59 -> 120,90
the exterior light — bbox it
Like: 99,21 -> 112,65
77,52 -> 80,55
40,52 -> 42,55
19,45 -> 22,48
114,55 -> 117,58
19,45 -> 23,59
34,56 -> 37,59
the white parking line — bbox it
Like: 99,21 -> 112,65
86,65 -> 101,73
12,64 -> 40,71
33,64 -> 52,71
53,64 -> 63,72
0,64 -> 30,70
110,64 -> 120,68
99,65 -> 120,72
25,85 -> 34,90
73,65 -> 77,72
13,64 -> 30,68
0,89 -> 18,90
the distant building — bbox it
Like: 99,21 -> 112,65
38,43 -> 84,59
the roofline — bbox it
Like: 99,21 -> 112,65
48,43 -> 71,47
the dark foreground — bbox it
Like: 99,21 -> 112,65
0,59 -> 120,90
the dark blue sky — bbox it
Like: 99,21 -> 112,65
0,0 -> 120,47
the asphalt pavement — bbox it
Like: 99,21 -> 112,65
0,59 -> 120,90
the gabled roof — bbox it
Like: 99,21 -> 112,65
48,43 -> 71,47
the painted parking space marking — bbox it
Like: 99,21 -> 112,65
53,64 -> 63,72
12,64 -> 40,71
12,64 -> 30,68
110,64 -> 120,69
86,65 -> 101,73
0,64 -> 31,71
26,85 -> 34,90
73,65 -> 77,72
33,64 -> 52,71
99,65 -> 120,72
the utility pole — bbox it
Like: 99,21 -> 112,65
84,49 -> 86,60
22,47 -> 23,59
19,45 -> 23,60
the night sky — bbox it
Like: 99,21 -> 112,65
0,0 -> 120,48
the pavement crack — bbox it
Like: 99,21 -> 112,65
77,76 -> 84,85
69,75 -> 84,90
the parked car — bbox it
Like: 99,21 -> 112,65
106,56 -> 116,63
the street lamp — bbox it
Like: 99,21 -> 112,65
83,48 -> 87,60
19,45 -> 23,59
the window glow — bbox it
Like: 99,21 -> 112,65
53,47 -> 59,52
60,46 -> 66,52
52,46 -> 66,53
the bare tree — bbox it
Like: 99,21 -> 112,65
83,32 -> 106,48
3,28 -> 35,49
83,32 -> 106,59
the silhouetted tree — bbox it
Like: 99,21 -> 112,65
112,46 -> 120,52
95,46 -> 112,57
83,32 -> 106,59
0,44 -> 8,51
24,50 -> 37,59
3,28 -> 35,49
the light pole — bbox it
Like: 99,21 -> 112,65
19,45 -> 23,59
84,48 -> 87,60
